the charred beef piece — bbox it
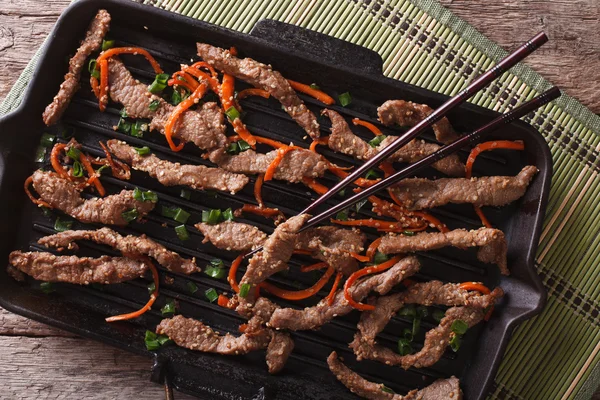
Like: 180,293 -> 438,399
197,43 -> 320,139
8,251 -> 148,284
378,100 -> 459,144
379,228 -> 509,275
42,10 -> 111,126
268,256 -> 421,331
195,221 -> 268,252
266,332 -> 295,374
207,147 -> 328,183
106,140 -> 248,194
327,352 -> 462,400
323,109 -> 464,177
108,59 -> 227,150
37,227 -> 199,275
391,166 -> 538,210
31,170 -> 155,226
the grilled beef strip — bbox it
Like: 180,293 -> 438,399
268,256 -> 421,331
195,221 -> 268,252
327,352 -> 462,400
106,139 -> 248,194
8,251 -> 148,284
378,228 -> 509,275
377,100 -> 459,144
323,109 -> 465,177
266,331 -> 295,374
42,10 -> 111,126
391,165 -> 538,210
37,227 -> 199,275
207,147 -> 328,183
108,59 -> 227,150
197,43 -> 320,139
32,170 -> 155,226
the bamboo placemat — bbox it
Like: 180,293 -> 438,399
2,0 -> 599,399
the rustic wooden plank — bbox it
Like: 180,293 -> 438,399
0,307 -> 75,337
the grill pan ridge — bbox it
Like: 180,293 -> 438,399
0,1 -> 551,399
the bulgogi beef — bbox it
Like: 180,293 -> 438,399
378,228 -> 509,275
108,59 -> 227,150
8,251 -> 148,284
378,100 -> 459,144
106,140 -> 248,193
197,43 -> 320,139
207,147 -> 328,183
31,170 -> 155,226
265,332 -> 295,374
37,227 -> 199,274
327,352 -> 463,400
268,256 -> 421,331
195,221 -> 268,252
323,109 -> 465,177
391,165 -> 538,210
42,10 -> 111,126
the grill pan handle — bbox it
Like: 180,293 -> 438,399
249,19 -> 384,75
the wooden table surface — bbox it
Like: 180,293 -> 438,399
1,1 -> 599,399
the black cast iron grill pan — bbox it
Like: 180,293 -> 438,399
0,0 -> 551,399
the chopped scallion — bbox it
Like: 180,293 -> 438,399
338,188 -> 346,197
144,330 -> 170,350
173,208 -> 190,224
397,338 -> 413,355
161,206 -> 177,219
381,385 -> 395,394
239,283 -> 251,298
40,282 -> 55,294
157,335 -> 171,346
225,106 -> 241,121
133,187 -> 158,203
161,299 -> 176,316
187,281 -> 198,294
175,224 -> 189,241
309,83 -> 321,90
335,209 -> 349,221
373,251 -> 388,265
148,73 -> 170,94
34,146 -> 46,163
133,146 -> 150,156
368,134 -> 386,148
202,209 -> 222,225
222,208 -> 234,222
402,231 -> 416,236
149,99 -> 161,111
355,199 -> 368,213
402,327 -> 413,341
338,92 -> 352,107
96,165 -> 110,175
119,107 -> 129,118
40,133 -> 55,148
121,208 -> 139,223
54,217 -> 73,232
101,39 -> 115,51
412,316 -> 421,337
131,121 -> 148,138
226,139 -> 251,155
432,309 -> 446,323
72,161 -> 84,178
116,118 -> 132,134
449,334 -> 461,352
398,305 -> 416,319
204,288 -> 219,303
365,169 -> 380,180
180,189 -> 191,200
171,88 -> 189,105
416,305 -> 429,319
66,146 -> 81,161
88,59 -> 100,79
451,320 -> 468,336
210,259 -> 224,268
148,282 -> 156,295
204,266 -> 226,280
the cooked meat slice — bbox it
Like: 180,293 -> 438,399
391,166 -> 538,210
323,109 -> 464,177
42,10 -> 111,126
106,139 -> 248,193
378,100 -> 459,144
6,265 -> 26,282
379,228 -> 509,275
268,256 -> 421,331
37,227 -> 198,275
197,43 -> 319,139
108,59 -> 227,150
195,221 -> 267,252
31,170 -> 155,226
8,251 -> 148,284
295,226 -> 366,276
327,352 -> 462,400
207,147 -> 328,183
266,331 -> 294,374
157,315 -> 271,355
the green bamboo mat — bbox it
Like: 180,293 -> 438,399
2,0 -> 600,399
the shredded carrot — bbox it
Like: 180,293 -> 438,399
79,153 -> 106,197
300,262 -> 328,273
97,47 -> 163,74
183,66 -> 220,93
168,77 -> 198,93
260,264 -> 335,300
237,88 -> 271,100
254,135 -> 287,149
349,252 -> 371,262
221,73 -> 236,111
459,282 -> 491,294
232,119 -> 257,147
190,61 -> 217,78
366,237 -> 382,261
379,162 -> 395,177
410,211 -> 449,233
237,204 -> 285,221
329,166 -> 379,188
326,272 -> 343,306
474,206 -> 493,228
332,218 -> 418,233
302,178 -> 329,195
90,76 -> 100,98
310,136 -> 329,153
344,256 -> 402,311
287,80 -> 335,105
228,255 -> 244,293
264,146 -> 299,181
50,143 -> 71,180
99,141 -> 130,180
254,174 -> 264,207
164,82 -> 208,151
217,294 -> 231,308
106,256 -> 159,322
352,118 -> 383,136
97,59 -> 109,112
24,176 -> 52,208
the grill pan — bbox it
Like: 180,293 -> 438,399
0,0 -> 551,398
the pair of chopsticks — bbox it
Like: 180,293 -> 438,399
246,31 -> 560,257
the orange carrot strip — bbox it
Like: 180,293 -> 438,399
300,262 -> 328,273
228,254 -> 244,293
237,88 -> 271,100
50,143 -> 71,180
221,73 -> 236,111
264,146 -> 300,181
97,47 -> 163,73
106,257 -> 159,322
232,119 -> 257,147
190,61 -> 217,78
344,256 -> 402,311
465,140 -> 525,179
238,204 -> 285,221
98,59 -> 109,112
168,78 -> 197,93
459,282 -> 491,294
349,252 -> 371,262
90,76 -> 100,98
379,162 -> 395,177
331,218 -> 415,233
329,166 -> 379,188
352,118 -> 383,136
366,237 -> 382,261
79,153 -> 106,197
310,136 -> 330,153
99,141 -> 130,180
183,67 -> 220,93
254,174 -> 264,207
326,272 -> 343,306
217,294 -> 231,308
164,82 -> 208,151
254,135 -> 287,149
24,176 -> 52,208
302,178 -> 329,195
260,265 -> 335,300
411,211 -> 449,233
474,206 -> 493,228
287,80 -> 335,105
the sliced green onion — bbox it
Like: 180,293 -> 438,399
335,209 -> 349,221
209,259 -> 225,268
121,208 -> 139,223
66,146 -> 81,161
148,282 -> 156,295
355,199 -> 368,213
416,305 -> 429,319
412,317 -> 421,337
449,335 -> 461,352
451,320 -> 469,336
88,59 -> 100,79
149,99 -> 161,111
227,139 -> 252,155
338,188 -> 346,197
54,217 -> 73,232
161,206 -> 177,219
239,283 -> 251,298
365,169 -> 380,180
402,327 -> 413,341
117,118 -> 132,134
96,164 -> 110,175
398,305 -> 416,319
131,121 -> 148,138
402,231 -> 416,236
373,251 -> 388,265
237,140 -> 251,152
40,133 -> 55,148
309,83 -> 321,90
34,146 -> 46,163
338,92 -> 352,107
432,309 -> 446,323
119,107 -> 129,118
157,335 -> 171,346
204,266 -> 226,280
225,106 -> 241,121
397,338 -> 413,355
186,281 -> 198,294
202,209 -> 222,225
41,207 -> 53,217
173,208 -> 190,224
133,146 -> 151,156
368,134 -> 387,148
148,73 -> 170,94
180,189 -> 191,200
72,161 -> 84,178
101,39 -> 115,51
175,224 -> 189,241
144,330 -> 161,350
133,188 -> 158,203
171,88 -> 190,106
204,288 -> 219,303
161,299 -> 176,315
40,282 -> 54,294
222,208 -> 234,221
